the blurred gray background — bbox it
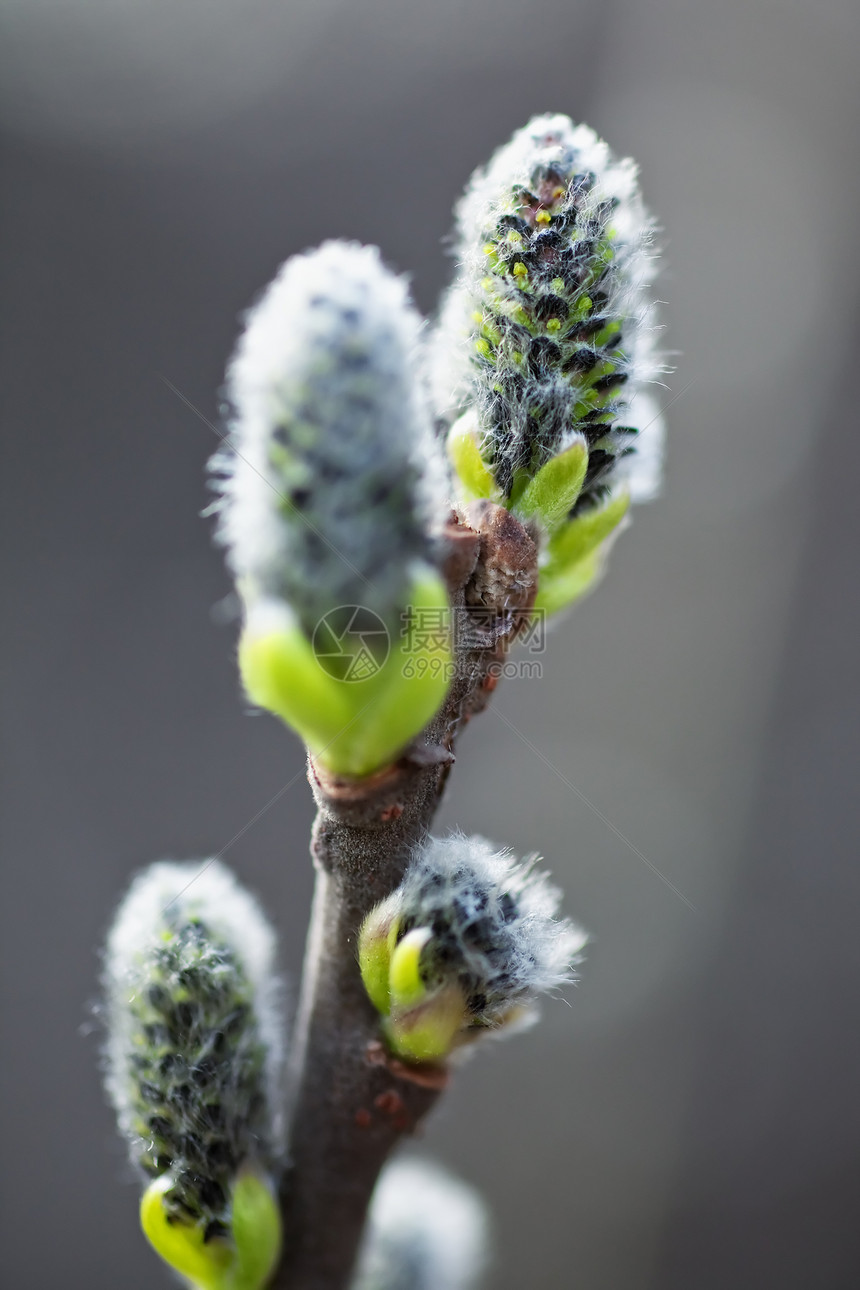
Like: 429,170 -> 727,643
2,1 -> 859,1286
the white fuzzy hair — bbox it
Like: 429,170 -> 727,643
397,832 -> 587,1021
354,1157 -> 489,1290
212,241 -> 447,627
429,114 -> 665,506
103,859 -> 285,1168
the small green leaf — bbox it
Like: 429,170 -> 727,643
534,490 -> 630,614
140,1176 -> 233,1290
534,550 -> 603,616
239,567 -> 453,779
140,1171 -> 281,1290
546,489 -> 629,568
388,927 -> 433,1010
446,411 -> 502,503
230,1170 -> 281,1290
239,616 -> 352,751
514,438 -> 589,534
335,568 -> 452,777
384,983 -> 468,1063
358,895 -> 400,1017
506,466 -> 532,509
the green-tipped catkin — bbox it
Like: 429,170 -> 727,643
353,1158 -> 489,1290
431,114 -> 663,512
210,241 -> 453,778
212,240 -> 446,635
360,833 -> 586,1061
102,860 -> 284,1241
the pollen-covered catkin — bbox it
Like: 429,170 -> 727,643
212,240 -> 446,634
359,833 -> 587,1062
431,113 -> 664,509
102,860 -> 284,1240
397,833 -> 585,1025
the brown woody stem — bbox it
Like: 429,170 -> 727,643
270,508 -> 537,1290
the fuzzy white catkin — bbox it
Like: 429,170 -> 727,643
429,113 -> 665,507
396,832 -> 587,1024
353,1158 -> 489,1290
212,240 -> 447,633
103,860 -> 284,1230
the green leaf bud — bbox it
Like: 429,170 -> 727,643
359,833 -> 586,1063
140,1168 -> 280,1290
237,565 -> 452,779
534,488 -> 631,614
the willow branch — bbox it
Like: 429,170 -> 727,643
270,507 -> 537,1290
